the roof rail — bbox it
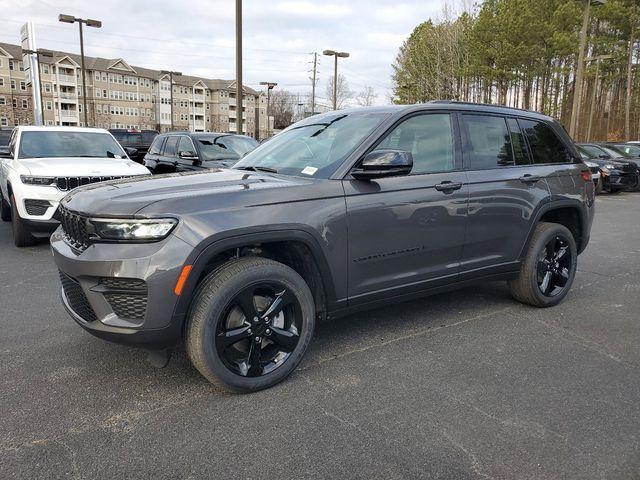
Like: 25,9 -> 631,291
427,100 -> 547,116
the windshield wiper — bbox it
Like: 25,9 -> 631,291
236,165 -> 278,173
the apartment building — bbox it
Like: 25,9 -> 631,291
0,42 -> 269,139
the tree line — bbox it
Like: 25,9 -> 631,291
392,0 -> 640,141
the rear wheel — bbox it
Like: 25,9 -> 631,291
509,222 -> 577,308
0,190 -> 10,221
11,194 -> 36,247
186,257 -> 315,392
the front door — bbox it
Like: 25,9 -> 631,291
343,112 -> 468,302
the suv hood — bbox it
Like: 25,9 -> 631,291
20,157 -> 149,176
61,168 -> 317,216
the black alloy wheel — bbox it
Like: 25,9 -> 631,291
216,282 -> 302,377
536,236 -> 572,297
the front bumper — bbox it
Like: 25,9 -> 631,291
603,172 -> 638,190
51,228 -> 193,349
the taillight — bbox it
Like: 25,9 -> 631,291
581,170 -> 591,182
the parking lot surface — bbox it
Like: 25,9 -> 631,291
1,193 -> 639,480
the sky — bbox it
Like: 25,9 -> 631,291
0,0 -> 448,107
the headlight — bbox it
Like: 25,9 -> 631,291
89,218 -> 177,241
20,175 -> 56,186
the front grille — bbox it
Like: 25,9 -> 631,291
622,164 -> 636,173
24,199 -> 52,216
99,277 -> 147,320
58,206 -> 90,251
59,271 -> 97,322
56,176 -> 125,191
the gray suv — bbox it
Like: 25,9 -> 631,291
51,103 -> 595,392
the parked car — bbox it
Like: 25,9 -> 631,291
52,103 -> 595,392
109,129 -> 158,163
143,132 -> 259,174
0,126 -> 150,247
578,156 -> 603,193
603,142 -> 640,160
0,127 -> 13,148
577,143 -> 639,193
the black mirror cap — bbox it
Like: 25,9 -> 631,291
352,149 -> 413,180
178,150 -> 198,160
0,146 -> 11,158
125,147 -> 138,158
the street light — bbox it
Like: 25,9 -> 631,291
22,48 -> 53,125
569,0 -> 606,140
58,14 -> 101,127
323,50 -> 349,110
161,70 -> 182,131
259,81 -> 277,137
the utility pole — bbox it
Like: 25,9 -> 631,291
58,14 -> 102,127
323,50 -> 350,110
569,0 -> 606,140
161,70 -> 182,131
235,0 -> 243,135
310,52 -> 317,115
259,81 -> 277,137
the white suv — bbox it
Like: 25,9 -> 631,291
0,126 -> 150,247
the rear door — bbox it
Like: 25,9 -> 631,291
344,111 -> 469,302
460,114 -> 550,278
158,135 -> 180,173
143,135 -> 165,171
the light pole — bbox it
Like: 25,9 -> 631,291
161,70 -> 181,131
58,14 -> 101,127
323,50 -> 349,110
236,0 -> 243,135
569,0 -> 606,140
23,48 -> 53,125
259,81 -> 277,137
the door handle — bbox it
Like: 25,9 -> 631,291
519,174 -> 541,184
434,181 -> 463,192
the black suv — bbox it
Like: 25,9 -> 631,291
143,132 -> 258,174
576,143 -> 639,193
109,129 -> 158,163
51,103 -> 595,392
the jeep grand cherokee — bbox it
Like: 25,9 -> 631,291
51,102 -> 595,392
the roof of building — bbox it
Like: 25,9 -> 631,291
0,42 -> 259,95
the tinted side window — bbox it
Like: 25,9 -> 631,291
461,115 -> 513,169
148,136 -> 164,155
506,118 -> 530,165
519,119 -> 571,164
164,136 -> 179,157
178,136 -> 195,154
142,132 -> 157,144
374,114 -> 454,174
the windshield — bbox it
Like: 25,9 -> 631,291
234,111 -> 389,178
18,131 -> 127,159
612,144 -> 640,157
578,145 -> 607,158
196,135 -> 258,162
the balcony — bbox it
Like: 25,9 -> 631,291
193,120 -> 205,130
193,93 -> 205,102
59,111 -> 78,120
56,74 -> 77,85
58,92 -> 77,102
192,107 -> 205,115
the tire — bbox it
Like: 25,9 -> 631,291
11,194 -> 36,247
607,188 -> 622,194
186,257 -> 316,392
509,222 -> 577,308
594,178 -> 603,195
0,189 -> 10,221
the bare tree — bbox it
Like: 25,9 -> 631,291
325,74 -> 353,109
269,90 -> 297,129
356,86 -> 377,106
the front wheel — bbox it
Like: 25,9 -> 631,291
186,257 -> 316,392
11,194 -> 36,247
509,222 -> 577,308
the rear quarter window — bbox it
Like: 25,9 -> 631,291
148,136 -> 165,155
519,119 -> 572,164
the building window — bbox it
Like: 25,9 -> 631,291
44,83 -> 51,93
46,101 -> 52,110
9,60 -> 14,70
0,117 -> 7,127
19,61 -> 24,71
20,81 -> 26,91
43,64 -> 49,74
12,98 -> 17,108
11,79 -> 16,89
0,96 -> 4,105
46,120 -> 53,126
0,78 -> 3,87
22,99 -> 28,109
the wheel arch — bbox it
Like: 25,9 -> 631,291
519,200 -> 589,259
172,228 -> 337,332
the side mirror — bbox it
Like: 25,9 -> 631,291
351,149 -> 413,180
179,150 -> 198,160
598,153 -> 610,159
0,146 -> 11,158
125,147 -> 138,158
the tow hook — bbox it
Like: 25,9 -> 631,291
146,348 -> 173,368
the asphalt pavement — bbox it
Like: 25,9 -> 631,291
1,193 -> 639,480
